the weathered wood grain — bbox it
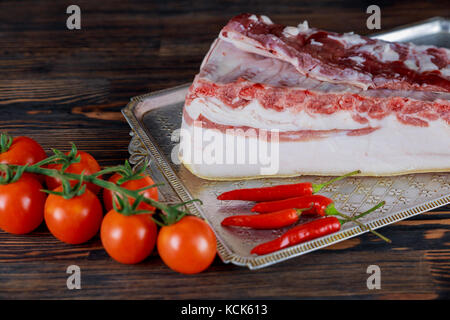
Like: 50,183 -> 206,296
0,210 -> 448,299
0,0 -> 448,299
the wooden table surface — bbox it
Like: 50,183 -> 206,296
0,0 -> 449,299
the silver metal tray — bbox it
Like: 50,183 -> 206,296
122,17 -> 450,269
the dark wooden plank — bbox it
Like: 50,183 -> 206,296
0,0 -> 448,299
0,210 -> 448,299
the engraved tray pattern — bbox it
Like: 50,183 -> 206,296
122,17 -> 450,269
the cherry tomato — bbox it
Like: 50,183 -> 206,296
103,173 -> 121,211
157,216 -> 216,274
0,136 -> 46,166
0,136 -> 47,182
101,210 -> 157,264
103,173 -> 159,212
44,187 -> 103,244
45,151 -> 102,194
0,174 -> 46,234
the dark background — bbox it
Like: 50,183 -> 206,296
0,0 -> 449,299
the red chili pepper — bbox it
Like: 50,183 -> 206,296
217,170 -> 360,201
223,199 -> 385,230
221,208 -> 311,229
252,194 -> 335,216
251,216 -> 342,255
251,201 -> 390,255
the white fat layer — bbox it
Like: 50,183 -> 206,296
297,21 -> 309,32
442,66 -> 450,78
310,39 -> 323,46
305,65 -> 369,90
405,45 -> 443,75
348,56 -> 365,66
260,15 -> 273,24
416,54 -> 439,72
359,43 -> 399,62
415,44 -> 450,57
248,14 -> 258,22
404,59 -> 419,71
381,45 -> 399,61
185,97 -> 434,132
328,32 -> 367,47
219,32 -> 279,61
179,118 -> 450,178
283,26 -> 300,37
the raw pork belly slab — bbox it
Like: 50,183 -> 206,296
179,13 -> 450,180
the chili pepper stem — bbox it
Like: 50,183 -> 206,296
295,206 -> 314,216
338,212 -> 391,243
312,170 -> 361,193
325,201 -> 391,243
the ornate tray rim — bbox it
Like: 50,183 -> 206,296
121,17 -> 450,269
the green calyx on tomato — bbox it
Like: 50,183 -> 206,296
0,133 -> 47,169
103,173 -> 161,213
111,160 -> 148,186
97,160 -> 162,187
45,147 -> 102,194
112,192 -> 155,216
151,198 -> 203,227
0,163 -> 29,185
0,133 -> 13,154
43,171 -> 88,200
48,143 -> 81,171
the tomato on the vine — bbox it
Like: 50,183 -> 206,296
103,173 -> 159,212
0,136 -> 46,166
45,151 -> 102,194
0,174 -> 47,234
157,216 -> 216,274
44,187 -> 103,244
101,210 -> 157,264
102,173 -> 121,212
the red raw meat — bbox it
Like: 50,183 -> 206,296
180,14 -> 450,179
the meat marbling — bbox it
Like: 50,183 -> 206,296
179,13 -> 450,179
